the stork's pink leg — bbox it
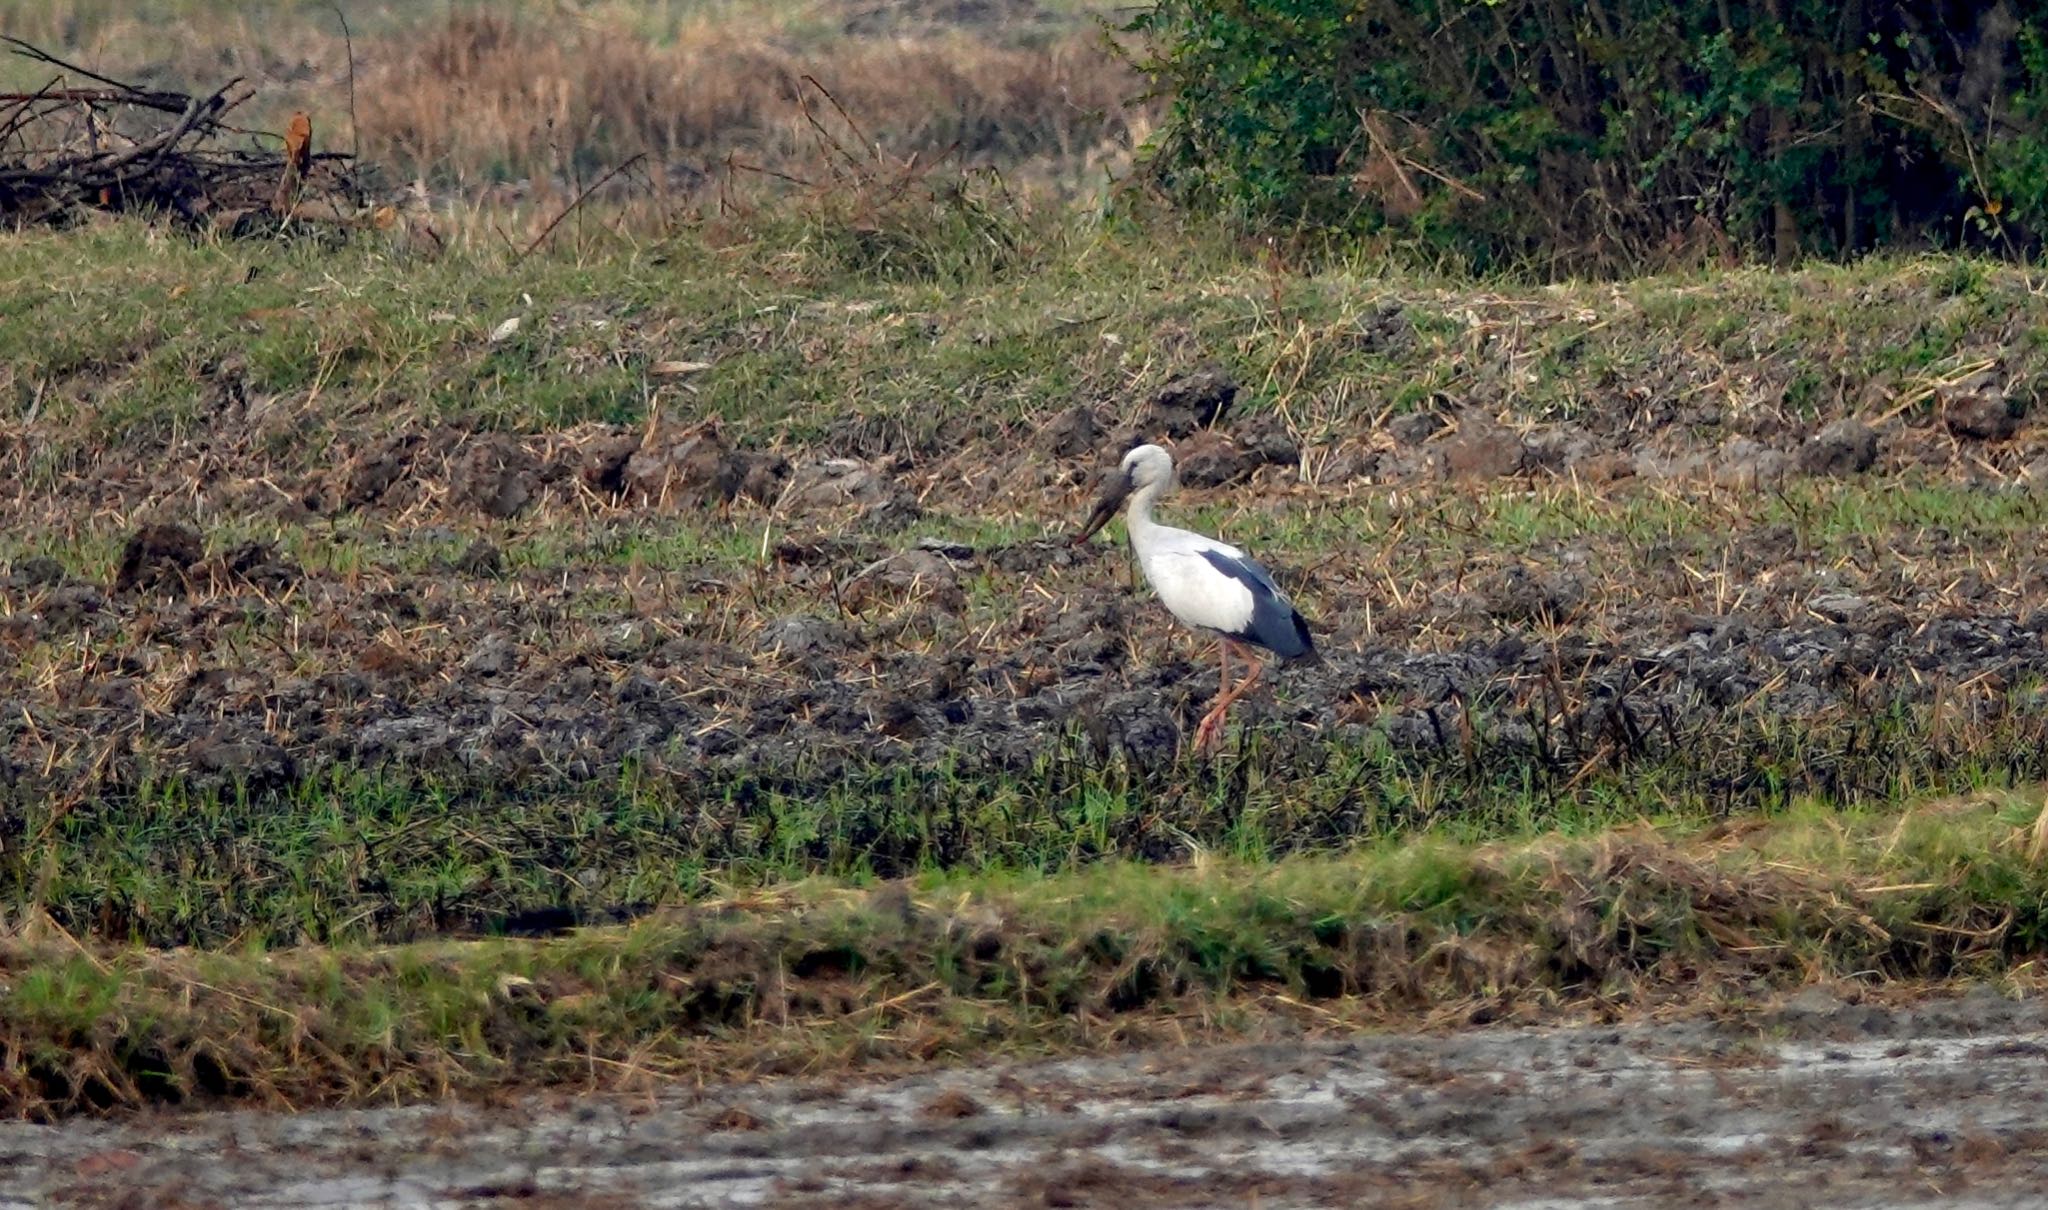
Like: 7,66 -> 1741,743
1193,639 -> 1234,752
1195,640 -> 1268,753
1216,651 -> 1264,714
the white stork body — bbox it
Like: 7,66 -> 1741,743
1073,444 -> 1315,751
1130,513 -> 1268,643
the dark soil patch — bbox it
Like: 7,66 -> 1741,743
112,523 -> 202,594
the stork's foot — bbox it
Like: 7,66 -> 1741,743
1193,704 -> 1229,753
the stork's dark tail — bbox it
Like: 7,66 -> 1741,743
1284,612 -> 1323,666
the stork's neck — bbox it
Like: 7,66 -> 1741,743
1125,477 -> 1167,545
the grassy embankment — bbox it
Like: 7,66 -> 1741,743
6,790 -> 2048,1116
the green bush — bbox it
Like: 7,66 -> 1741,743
1126,0 -> 2048,272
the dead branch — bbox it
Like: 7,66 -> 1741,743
0,36 -> 371,235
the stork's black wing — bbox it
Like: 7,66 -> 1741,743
1198,549 -> 1314,660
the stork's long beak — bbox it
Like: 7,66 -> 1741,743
1071,468 -> 1133,545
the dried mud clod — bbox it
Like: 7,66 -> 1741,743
184,727 -> 294,787
757,615 -> 853,659
112,523 -> 203,595
785,457 -> 901,511
1943,386 -> 2022,441
1799,418 -> 1880,476
624,420 -> 757,507
338,432 -> 424,510
203,541 -> 300,593
452,435 -> 540,519
453,539 -> 505,578
1142,364 -> 1236,437
1172,431 -> 1252,488
919,1089 -> 985,1120
1483,565 -> 1586,625
858,491 -> 925,533
841,549 -> 967,614
309,420 -> 807,521
578,431 -> 642,496
1384,407 -> 1445,447
1435,414 -> 1529,481
8,556 -> 65,589
1035,404 -> 1104,459
1170,416 -> 1300,489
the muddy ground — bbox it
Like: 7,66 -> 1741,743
8,353 -> 2048,796
5,363 -> 2045,771
10,275 -> 2048,943
6,987 -> 2048,1208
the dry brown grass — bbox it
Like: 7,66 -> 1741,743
366,11 -> 1132,182
0,1 -> 1143,204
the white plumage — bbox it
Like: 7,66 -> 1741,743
1073,443 -> 1316,752
1140,533 -> 1259,637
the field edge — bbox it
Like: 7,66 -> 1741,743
6,785 -> 2047,1120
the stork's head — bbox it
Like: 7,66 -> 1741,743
1071,444 -> 1173,545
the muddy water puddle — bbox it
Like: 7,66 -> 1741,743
7,991 -> 2048,1208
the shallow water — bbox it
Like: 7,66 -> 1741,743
7,990 -> 2048,1208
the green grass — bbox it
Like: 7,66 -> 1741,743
13,689 -> 2048,951
7,786 -> 2046,1117
6,223 -> 2043,462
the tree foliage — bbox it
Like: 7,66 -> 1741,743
1128,0 -> 2048,271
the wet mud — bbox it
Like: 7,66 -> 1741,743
7,989 -> 2048,1208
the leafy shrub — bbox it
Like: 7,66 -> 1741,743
1126,0 -> 2048,272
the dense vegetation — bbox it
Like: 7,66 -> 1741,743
1129,0 -> 2048,271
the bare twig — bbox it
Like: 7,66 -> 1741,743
0,77 -> 63,146
0,85 -> 193,119
1,34 -> 154,96
519,152 -> 648,260
332,5 -> 361,163
795,77 -> 872,181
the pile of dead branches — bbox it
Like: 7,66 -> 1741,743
0,36 -> 370,234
